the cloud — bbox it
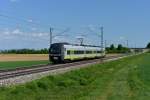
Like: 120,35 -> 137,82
76,36 -> 84,39
3,28 -> 10,35
0,28 -> 72,49
27,19 -> 40,25
1,28 -> 43,38
119,36 -> 125,40
0,28 -> 50,49
12,29 -> 23,35
31,32 -> 49,38
53,36 -> 68,43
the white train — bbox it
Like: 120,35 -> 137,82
49,43 -> 105,63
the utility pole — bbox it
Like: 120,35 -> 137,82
126,40 -> 129,54
49,27 -> 53,62
50,27 -> 53,47
77,37 -> 84,45
100,26 -> 104,52
127,40 -> 129,48
105,40 -> 107,48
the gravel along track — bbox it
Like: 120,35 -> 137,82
0,54 -> 132,86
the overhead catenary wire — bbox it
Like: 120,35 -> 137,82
0,13 -> 70,31
0,13 -> 104,47
0,13 -> 71,37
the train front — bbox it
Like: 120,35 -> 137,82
49,43 -> 64,63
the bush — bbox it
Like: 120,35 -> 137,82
47,75 -> 55,81
26,82 -> 38,92
56,79 -> 76,87
10,88 -> 21,95
0,87 -> 8,91
37,82 -> 48,90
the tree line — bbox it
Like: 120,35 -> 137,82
0,42 -> 149,54
106,44 -> 130,53
0,45 -> 129,54
0,48 -> 49,54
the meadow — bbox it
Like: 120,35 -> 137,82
0,60 -> 49,70
0,54 -> 120,70
0,54 -> 49,70
0,53 -> 150,100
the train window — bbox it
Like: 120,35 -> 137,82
74,51 -> 77,54
86,51 -> 92,54
79,51 -> 84,54
86,51 -> 88,54
97,51 -> 102,53
74,50 -> 84,54
50,44 -> 61,54
74,51 -> 78,54
67,50 -> 71,55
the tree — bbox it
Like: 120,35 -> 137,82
146,42 -> 150,48
110,44 -> 115,50
117,44 -> 123,50
0,48 -> 49,54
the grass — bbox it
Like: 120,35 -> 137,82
0,53 -> 150,100
0,60 -> 49,70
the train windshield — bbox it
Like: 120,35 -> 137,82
50,44 -> 61,54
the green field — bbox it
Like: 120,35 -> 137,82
0,53 -> 150,100
0,60 -> 49,70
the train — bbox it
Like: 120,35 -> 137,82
49,43 -> 105,63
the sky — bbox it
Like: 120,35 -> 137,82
0,0 -> 150,49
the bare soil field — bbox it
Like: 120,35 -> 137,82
0,54 -> 122,62
0,54 -> 49,61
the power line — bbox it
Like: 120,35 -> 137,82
0,13 -> 105,47
0,13 -> 72,35
49,27 -> 72,47
53,28 -> 70,37
86,26 -> 98,35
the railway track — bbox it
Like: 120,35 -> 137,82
0,54 -> 128,80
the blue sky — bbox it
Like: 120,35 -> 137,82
0,0 -> 149,49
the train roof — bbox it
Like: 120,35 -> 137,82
51,42 -> 102,48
